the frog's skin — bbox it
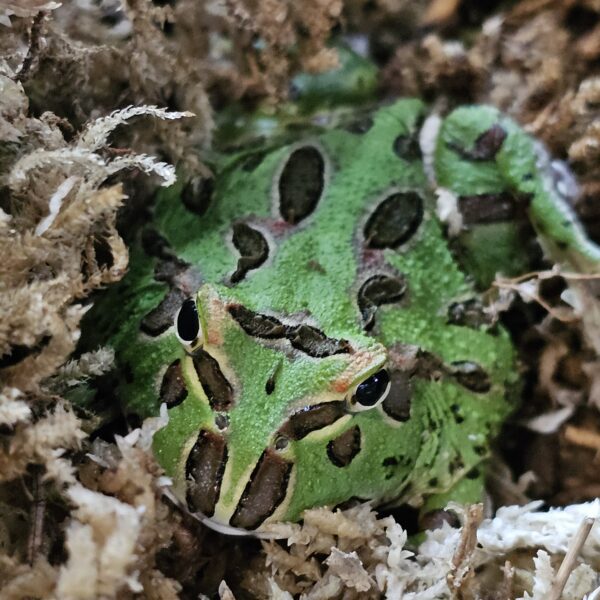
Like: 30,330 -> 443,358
90,99 -> 600,535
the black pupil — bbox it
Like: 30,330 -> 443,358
354,369 -> 390,406
177,298 -> 199,342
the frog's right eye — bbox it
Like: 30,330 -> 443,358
175,298 -> 202,347
349,369 -> 391,411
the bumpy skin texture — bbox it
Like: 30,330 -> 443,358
91,100 -> 598,533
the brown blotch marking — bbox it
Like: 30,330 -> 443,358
286,324 -> 352,358
160,359 -> 188,408
327,425 -> 361,467
358,273 -> 407,328
381,371 -> 412,422
227,304 -> 286,338
279,146 -> 325,225
458,192 -> 529,225
364,192 -> 424,249
153,258 -> 190,285
231,223 -> 269,284
412,349 -> 446,380
182,176 -> 214,216
466,467 -> 481,480
393,132 -> 422,161
185,430 -> 227,517
279,401 -> 346,440
192,349 -> 234,411
230,449 -> 292,529
140,288 -> 187,336
227,305 -> 351,358
451,361 -> 491,393
449,123 -> 507,161
265,361 -> 282,396
473,444 -> 487,457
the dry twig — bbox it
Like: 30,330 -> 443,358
549,516 -> 596,600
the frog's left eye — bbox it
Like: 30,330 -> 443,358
349,369 -> 391,411
175,298 -> 202,347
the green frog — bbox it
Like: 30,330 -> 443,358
88,98 -> 600,535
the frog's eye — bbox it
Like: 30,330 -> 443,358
175,298 -> 202,348
349,369 -> 391,411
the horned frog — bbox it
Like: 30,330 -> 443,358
88,99 -> 600,534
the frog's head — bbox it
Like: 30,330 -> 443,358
158,283 -> 389,534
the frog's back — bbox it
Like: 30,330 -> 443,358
92,100 -> 517,532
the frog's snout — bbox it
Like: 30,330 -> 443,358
184,428 -> 294,533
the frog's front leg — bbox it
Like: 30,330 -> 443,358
418,468 -> 485,530
433,106 -> 600,283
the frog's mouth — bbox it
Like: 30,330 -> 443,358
194,511 -> 283,538
163,486 -> 286,539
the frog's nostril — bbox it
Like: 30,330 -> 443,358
215,413 -> 230,430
